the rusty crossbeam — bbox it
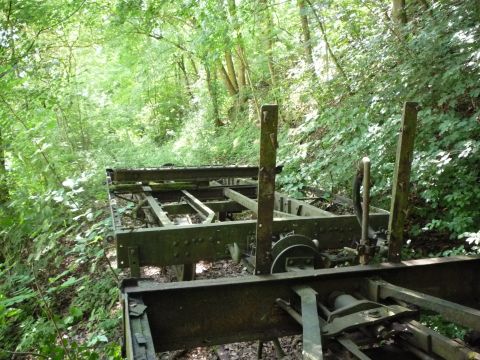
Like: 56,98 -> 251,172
181,190 -> 216,223
223,188 -> 297,218
109,165 -> 283,183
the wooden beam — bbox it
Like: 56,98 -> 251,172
388,102 -> 418,262
255,105 -> 278,275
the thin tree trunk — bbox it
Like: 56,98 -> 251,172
224,50 -> 239,92
227,0 -> 247,99
205,64 -> 222,127
392,0 -> 407,24
237,52 -> 246,89
189,56 -> 199,78
260,0 -> 276,87
417,0 -> 430,10
306,0 -> 348,81
219,64 -> 238,96
297,0 -> 314,66
178,55 -> 193,98
0,127 -> 8,204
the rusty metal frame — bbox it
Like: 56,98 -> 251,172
114,214 -> 388,269
107,167 -> 389,272
108,165 -> 283,182
120,256 -> 480,357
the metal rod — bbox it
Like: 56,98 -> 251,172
368,279 -> 480,332
360,157 -> 371,265
402,320 -> 480,360
255,104 -> 279,275
361,157 -> 370,247
336,337 -> 372,360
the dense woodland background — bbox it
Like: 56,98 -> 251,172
0,0 -> 479,358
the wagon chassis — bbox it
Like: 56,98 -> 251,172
107,104 -> 480,360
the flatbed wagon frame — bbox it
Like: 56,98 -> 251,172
108,104 -> 480,360
107,166 -> 389,278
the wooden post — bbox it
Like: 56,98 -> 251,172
255,105 -> 278,275
388,102 -> 418,262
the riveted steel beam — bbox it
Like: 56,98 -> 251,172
108,165 -> 283,183
121,256 -> 480,354
115,214 -> 389,268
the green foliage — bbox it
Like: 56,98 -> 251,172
421,314 -> 467,340
278,0 -> 480,238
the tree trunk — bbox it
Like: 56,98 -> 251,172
392,0 -> 407,24
227,0 -> 247,98
306,0 -> 348,82
205,64 -> 222,127
297,0 -> 314,66
219,64 -> 238,96
237,48 -> 246,90
260,0 -> 276,87
178,55 -> 193,98
0,127 -> 8,204
189,55 -> 199,78
224,50 -> 239,92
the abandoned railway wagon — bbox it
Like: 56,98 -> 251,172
107,105 -> 480,360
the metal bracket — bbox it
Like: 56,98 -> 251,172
128,246 -> 140,278
292,285 -> 323,360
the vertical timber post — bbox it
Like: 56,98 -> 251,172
255,104 -> 278,275
388,102 -> 418,262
